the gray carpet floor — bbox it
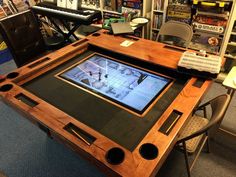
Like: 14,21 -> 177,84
0,60 -> 236,177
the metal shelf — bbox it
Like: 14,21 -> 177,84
153,10 -> 164,13
152,28 -> 160,31
228,41 -> 236,46
224,54 -> 236,60
231,31 -> 236,35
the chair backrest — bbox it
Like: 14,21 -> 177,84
0,10 -> 46,67
207,94 -> 231,134
157,21 -> 193,48
178,94 -> 231,142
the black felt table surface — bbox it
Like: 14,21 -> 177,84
22,49 -> 188,151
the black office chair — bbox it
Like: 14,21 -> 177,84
176,94 -> 231,177
156,20 -> 193,48
0,10 -> 65,68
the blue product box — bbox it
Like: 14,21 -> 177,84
0,48 -> 13,65
122,0 -> 142,9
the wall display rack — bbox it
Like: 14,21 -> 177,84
150,0 -> 168,41
150,1 -> 192,41
219,0 -> 236,72
81,0 -> 152,38
189,0 -> 233,55
149,0 -> 236,61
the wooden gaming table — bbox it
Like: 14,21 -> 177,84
0,31 -> 212,177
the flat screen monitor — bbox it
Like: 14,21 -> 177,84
57,54 -> 172,115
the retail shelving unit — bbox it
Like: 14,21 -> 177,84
220,0 -> 236,72
188,0 -> 234,55
81,0 -> 152,38
150,0 -> 169,41
220,0 -> 236,60
149,0 -> 236,58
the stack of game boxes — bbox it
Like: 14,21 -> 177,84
189,0 -> 231,54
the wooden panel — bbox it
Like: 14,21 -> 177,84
87,30 -> 184,70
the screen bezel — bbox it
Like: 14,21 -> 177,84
55,53 -> 174,117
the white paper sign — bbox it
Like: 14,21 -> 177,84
57,0 -> 67,8
66,0 -> 78,10
120,40 -> 134,47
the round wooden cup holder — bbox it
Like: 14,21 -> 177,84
139,143 -> 158,160
0,77 -> 6,83
0,84 -> 13,92
6,72 -> 19,79
105,147 -> 125,165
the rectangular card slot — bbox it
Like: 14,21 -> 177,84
72,39 -> 89,47
15,93 -> 39,107
64,123 -> 96,146
28,57 -> 51,69
192,78 -> 205,88
163,45 -> 186,52
159,110 -> 182,135
121,35 -> 139,41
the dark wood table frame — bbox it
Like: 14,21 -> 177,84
0,31 -> 212,177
